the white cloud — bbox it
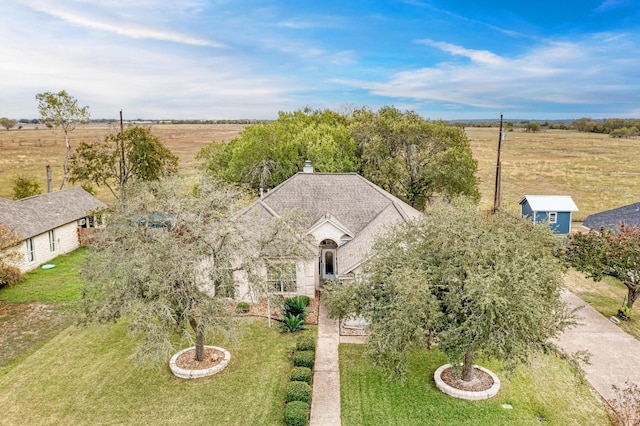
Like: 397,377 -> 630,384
595,0 -> 634,12
339,34 -> 640,114
21,0 -> 226,48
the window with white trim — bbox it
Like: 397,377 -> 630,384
48,230 -> 56,252
26,238 -> 35,262
548,212 -> 558,224
267,263 -> 297,293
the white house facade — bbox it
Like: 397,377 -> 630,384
0,187 -> 106,272
237,162 -> 422,300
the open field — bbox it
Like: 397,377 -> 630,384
0,123 -> 246,203
467,127 -> 640,221
1,124 -> 638,220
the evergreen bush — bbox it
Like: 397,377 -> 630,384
284,401 -> 309,426
284,296 -> 308,319
281,314 -> 306,332
296,334 -> 316,351
286,380 -> 312,403
289,366 -> 312,384
293,350 -> 315,369
235,302 -> 250,314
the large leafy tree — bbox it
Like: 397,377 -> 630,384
70,126 -> 178,199
199,106 -> 479,210
79,175 -> 310,363
564,226 -> 640,317
198,108 -> 361,190
351,106 -> 479,209
35,90 -> 90,190
325,199 -> 570,381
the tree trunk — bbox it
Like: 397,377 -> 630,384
60,131 -> 71,190
189,318 -> 205,362
625,282 -> 640,310
461,351 -> 475,382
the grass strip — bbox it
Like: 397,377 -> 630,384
339,344 -> 609,425
0,317 -> 316,426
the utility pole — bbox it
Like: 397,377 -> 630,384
119,110 -> 126,193
46,164 -> 53,193
492,114 -> 504,214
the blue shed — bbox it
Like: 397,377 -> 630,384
519,195 -> 578,234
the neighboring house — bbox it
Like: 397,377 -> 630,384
0,187 -> 107,272
582,201 -> 640,232
238,162 -> 422,299
519,195 -> 578,235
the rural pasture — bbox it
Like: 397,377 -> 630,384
1,124 -> 638,220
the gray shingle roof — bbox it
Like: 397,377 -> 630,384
241,172 -> 422,275
582,202 -> 640,232
0,187 -> 107,239
258,173 -> 420,233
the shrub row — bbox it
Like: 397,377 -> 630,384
284,333 -> 316,426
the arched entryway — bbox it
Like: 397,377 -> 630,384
319,239 -> 338,282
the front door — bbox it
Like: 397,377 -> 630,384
321,248 -> 336,280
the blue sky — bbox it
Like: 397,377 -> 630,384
1,0 -> 639,120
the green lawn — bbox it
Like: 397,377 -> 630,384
0,248 -> 87,304
0,317 -> 315,425
339,344 -> 610,426
564,269 -> 640,340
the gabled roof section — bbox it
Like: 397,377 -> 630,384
308,213 -> 354,240
260,173 -> 421,233
583,202 -> 640,232
519,195 -> 578,212
338,203 -> 408,275
0,187 -> 107,239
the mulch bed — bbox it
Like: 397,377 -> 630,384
440,366 -> 494,392
239,297 -> 319,325
175,347 -> 225,370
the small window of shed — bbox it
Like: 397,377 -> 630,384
548,212 -> 557,223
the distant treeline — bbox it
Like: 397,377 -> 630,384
456,117 -> 640,137
16,118 -> 264,125
13,116 -> 638,137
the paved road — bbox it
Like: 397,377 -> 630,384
555,290 -> 640,402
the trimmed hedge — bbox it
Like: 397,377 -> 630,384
235,302 -> 250,314
289,366 -> 312,384
284,401 -> 309,426
296,334 -> 316,352
293,350 -> 315,369
286,381 -> 312,403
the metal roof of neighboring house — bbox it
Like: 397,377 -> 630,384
519,195 -> 579,212
0,187 -> 107,239
582,201 -> 640,232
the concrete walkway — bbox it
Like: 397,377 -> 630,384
309,288 -> 640,424
310,297 -> 341,426
555,290 -> 640,402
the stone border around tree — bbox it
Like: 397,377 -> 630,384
169,346 -> 231,379
434,364 -> 501,400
